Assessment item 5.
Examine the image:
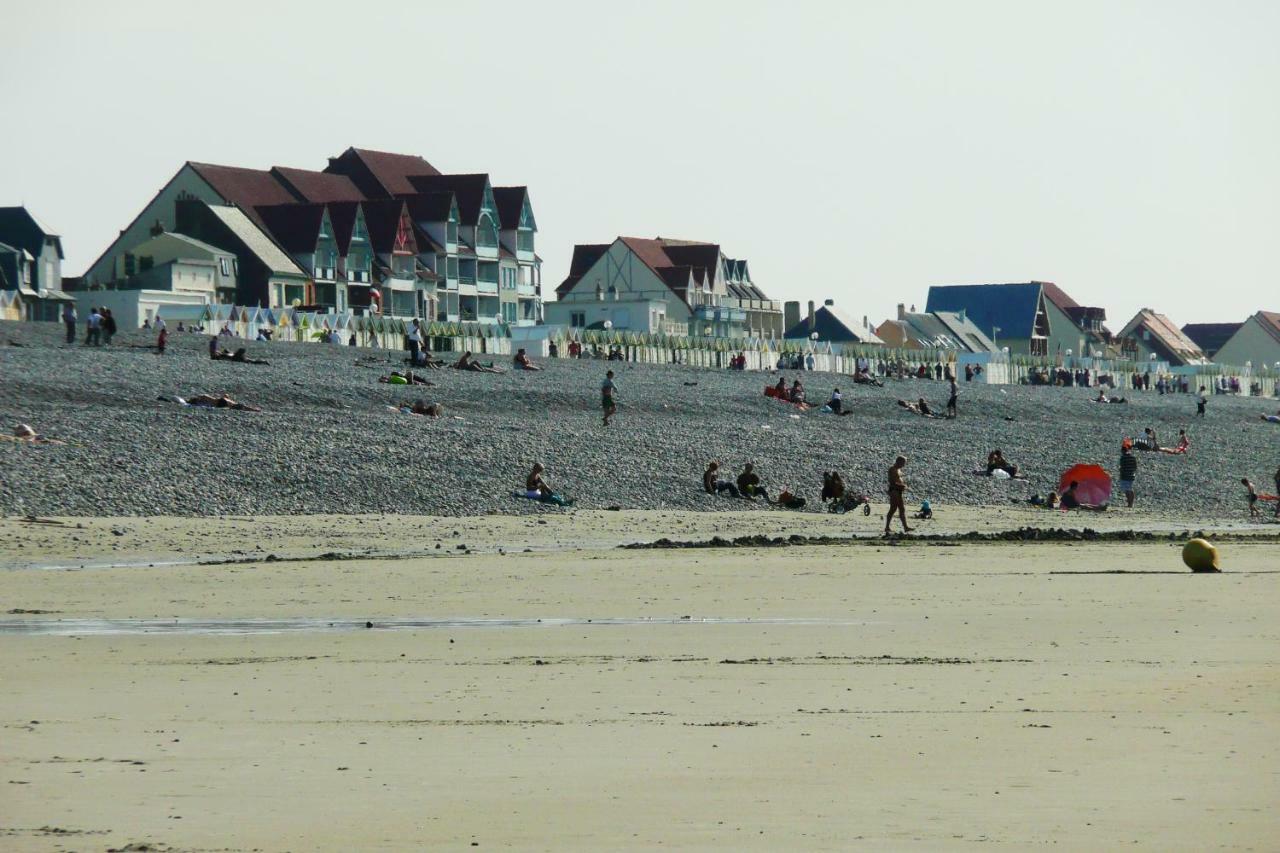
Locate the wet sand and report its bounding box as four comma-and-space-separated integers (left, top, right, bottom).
2, 510, 1278, 850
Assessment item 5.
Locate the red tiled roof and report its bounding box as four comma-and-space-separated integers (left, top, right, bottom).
188, 163, 298, 226
327, 148, 440, 197
618, 237, 675, 277
270, 167, 365, 204
1039, 281, 1079, 312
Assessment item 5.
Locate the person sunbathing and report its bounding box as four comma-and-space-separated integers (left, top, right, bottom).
917, 397, 936, 417
1158, 430, 1190, 455
159, 393, 261, 412
228, 347, 269, 365
452, 351, 504, 373
1092, 391, 1127, 404
789, 380, 806, 405
513, 348, 542, 371
394, 400, 443, 417
209, 336, 230, 360
1261, 411, 1280, 424
897, 398, 923, 415
3, 424, 65, 445
379, 371, 433, 386
523, 463, 573, 505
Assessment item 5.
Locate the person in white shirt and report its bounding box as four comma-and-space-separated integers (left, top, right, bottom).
85, 308, 103, 346
406, 318, 423, 364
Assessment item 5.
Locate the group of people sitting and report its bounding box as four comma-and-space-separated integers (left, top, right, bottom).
765, 378, 811, 409
1131, 427, 1190, 455
897, 398, 941, 418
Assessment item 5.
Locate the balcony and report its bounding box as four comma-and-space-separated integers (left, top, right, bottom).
477, 281, 497, 295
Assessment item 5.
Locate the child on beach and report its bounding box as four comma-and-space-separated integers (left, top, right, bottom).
1243, 478, 1260, 517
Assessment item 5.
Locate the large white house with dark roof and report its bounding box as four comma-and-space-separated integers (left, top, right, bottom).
548, 236, 782, 337
82, 148, 542, 324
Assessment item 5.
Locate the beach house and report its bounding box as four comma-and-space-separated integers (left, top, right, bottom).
1209, 311, 1280, 369
549, 237, 783, 338
174, 200, 309, 310
1180, 322, 1243, 360
1116, 309, 1209, 366
875, 304, 998, 353
783, 299, 883, 345
0, 206, 74, 321
925, 281, 1111, 357
82, 148, 543, 323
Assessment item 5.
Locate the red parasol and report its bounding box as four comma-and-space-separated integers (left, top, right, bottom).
1059, 464, 1112, 506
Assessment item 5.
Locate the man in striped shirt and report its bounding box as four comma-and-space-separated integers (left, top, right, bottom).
1118, 444, 1138, 508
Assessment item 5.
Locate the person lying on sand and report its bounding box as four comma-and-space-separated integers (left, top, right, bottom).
1261, 411, 1280, 424
1158, 429, 1190, 455
2, 424, 65, 445
158, 394, 262, 412
1093, 390, 1128, 404
379, 371, 433, 386
1059, 481, 1106, 511
1134, 427, 1160, 451
1020, 491, 1059, 509
391, 400, 443, 417
228, 347, 268, 365
513, 348, 542, 371
452, 351, 504, 373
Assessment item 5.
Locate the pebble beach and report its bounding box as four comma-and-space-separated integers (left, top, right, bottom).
1, 320, 1276, 520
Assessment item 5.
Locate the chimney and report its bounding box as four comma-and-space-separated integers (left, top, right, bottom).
783, 300, 800, 331
863, 315, 869, 329
807, 300, 816, 331
897, 303, 906, 321
824, 299, 834, 307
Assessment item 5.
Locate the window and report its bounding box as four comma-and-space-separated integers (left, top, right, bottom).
503, 302, 516, 323
517, 230, 534, 252
570, 311, 585, 328
447, 220, 458, 245
219, 258, 231, 276
446, 257, 458, 280
123, 254, 136, 277
476, 215, 498, 248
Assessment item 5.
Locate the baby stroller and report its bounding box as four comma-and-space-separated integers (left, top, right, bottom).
829, 492, 872, 515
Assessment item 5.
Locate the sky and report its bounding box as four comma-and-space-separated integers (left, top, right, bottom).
2, 0, 1276, 328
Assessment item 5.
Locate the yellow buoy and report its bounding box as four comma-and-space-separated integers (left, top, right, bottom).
1182, 538, 1221, 573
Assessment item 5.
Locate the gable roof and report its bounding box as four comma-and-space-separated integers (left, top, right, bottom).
139, 231, 232, 258
1118, 309, 1207, 364
190, 203, 307, 277
325, 201, 362, 255
1181, 322, 1244, 357
253, 203, 326, 255
406, 174, 490, 224
1252, 311, 1280, 346
492, 187, 528, 230
0, 206, 63, 260
784, 304, 884, 344
187, 163, 298, 224
362, 200, 415, 254
1039, 281, 1079, 312
925, 282, 1045, 339
402, 191, 456, 223
270, 167, 365, 204
323, 148, 441, 198
557, 243, 611, 296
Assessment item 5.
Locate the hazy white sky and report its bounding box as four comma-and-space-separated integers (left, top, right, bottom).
2, 0, 1276, 327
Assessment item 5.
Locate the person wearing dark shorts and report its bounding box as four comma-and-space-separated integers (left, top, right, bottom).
1118, 443, 1138, 507
946, 378, 958, 418
1197, 386, 1207, 417
601, 370, 617, 426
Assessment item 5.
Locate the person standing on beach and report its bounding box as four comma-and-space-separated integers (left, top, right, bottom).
85, 307, 103, 346
102, 308, 117, 345
885, 455, 912, 535
946, 377, 958, 418
1118, 442, 1138, 508
601, 369, 617, 426
406, 318, 423, 365
62, 304, 77, 344
1196, 386, 1207, 417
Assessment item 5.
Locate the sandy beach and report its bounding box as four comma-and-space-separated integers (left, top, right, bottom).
2, 510, 1278, 851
